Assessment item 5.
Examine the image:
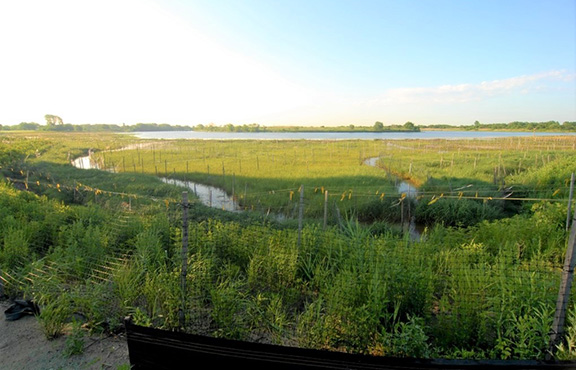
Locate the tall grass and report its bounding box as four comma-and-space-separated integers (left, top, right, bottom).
90, 136, 576, 227
1, 132, 576, 360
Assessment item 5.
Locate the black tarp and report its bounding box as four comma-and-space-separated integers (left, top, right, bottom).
124, 318, 576, 369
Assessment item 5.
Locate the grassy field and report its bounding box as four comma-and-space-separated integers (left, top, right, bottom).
1, 131, 576, 361
93, 135, 576, 226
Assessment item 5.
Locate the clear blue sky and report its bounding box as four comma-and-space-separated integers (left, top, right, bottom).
0, 0, 574, 126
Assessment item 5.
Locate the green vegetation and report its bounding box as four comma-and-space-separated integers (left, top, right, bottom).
423, 120, 576, 132
0, 121, 420, 133
0, 121, 194, 132
192, 121, 420, 133
3, 119, 575, 133
94, 135, 576, 227
1, 131, 576, 361
95, 139, 405, 222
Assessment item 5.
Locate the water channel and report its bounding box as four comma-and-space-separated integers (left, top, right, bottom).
72, 151, 422, 239
73, 153, 416, 210
72, 130, 574, 236
72, 154, 239, 211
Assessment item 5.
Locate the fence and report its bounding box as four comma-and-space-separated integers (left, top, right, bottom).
1, 176, 576, 362
177, 186, 576, 360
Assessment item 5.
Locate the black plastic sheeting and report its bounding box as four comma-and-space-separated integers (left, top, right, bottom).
4, 299, 40, 321
124, 318, 576, 370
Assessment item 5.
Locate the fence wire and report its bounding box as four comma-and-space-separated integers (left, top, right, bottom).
0, 176, 575, 361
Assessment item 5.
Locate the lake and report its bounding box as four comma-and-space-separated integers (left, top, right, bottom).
131, 130, 575, 140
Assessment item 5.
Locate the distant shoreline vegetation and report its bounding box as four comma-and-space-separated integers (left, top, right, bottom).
191, 121, 421, 133
1, 118, 575, 133
421, 120, 576, 132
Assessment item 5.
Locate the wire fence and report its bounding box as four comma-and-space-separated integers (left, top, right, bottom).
1, 173, 576, 360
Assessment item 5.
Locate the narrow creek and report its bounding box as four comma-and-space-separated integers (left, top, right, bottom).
72, 153, 239, 211
364, 157, 423, 239
72, 152, 421, 237
161, 178, 239, 212
363, 157, 418, 197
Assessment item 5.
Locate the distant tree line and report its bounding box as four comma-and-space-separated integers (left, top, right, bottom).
0, 121, 194, 132
192, 121, 420, 132
421, 120, 576, 131
193, 123, 264, 132
2, 118, 574, 133
0, 121, 420, 133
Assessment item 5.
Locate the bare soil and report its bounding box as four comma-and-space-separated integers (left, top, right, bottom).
0, 301, 130, 370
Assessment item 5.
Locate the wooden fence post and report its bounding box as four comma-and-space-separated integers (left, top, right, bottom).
400, 197, 405, 230
334, 202, 344, 229
179, 192, 189, 329
548, 207, 576, 359
298, 185, 304, 247
232, 173, 236, 209
567, 173, 575, 232
323, 190, 328, 229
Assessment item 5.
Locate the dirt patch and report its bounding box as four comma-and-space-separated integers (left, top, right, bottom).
0, 301, 130, 370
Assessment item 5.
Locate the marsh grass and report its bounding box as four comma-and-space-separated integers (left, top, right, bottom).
2, 132, 576, 360
90, 136, 576, 229
94, 139, 400, 219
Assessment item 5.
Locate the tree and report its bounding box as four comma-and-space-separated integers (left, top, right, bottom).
562, 122, 576, 131
17, 122, 40, 130
374, 121, 384, 131
403, 121, 415, 130
247, 123, 261, 132
44, 114, 63, 126
474, 120, 481, 130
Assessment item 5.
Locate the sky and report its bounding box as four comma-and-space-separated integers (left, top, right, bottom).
0, 0, 575, 127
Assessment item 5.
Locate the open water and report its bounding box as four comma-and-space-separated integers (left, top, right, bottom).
131, 130, 575, 140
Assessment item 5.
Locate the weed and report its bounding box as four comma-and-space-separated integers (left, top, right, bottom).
38, 294, 72, 339
63, 321, 85, 357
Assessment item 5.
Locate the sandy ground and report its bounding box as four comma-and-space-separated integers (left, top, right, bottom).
0, 301, 130, 370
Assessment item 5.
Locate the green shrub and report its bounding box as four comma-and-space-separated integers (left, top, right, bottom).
1, 227, 31, 269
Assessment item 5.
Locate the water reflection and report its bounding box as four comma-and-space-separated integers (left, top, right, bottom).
72, 152, 423, 238
161, 178, 239, 212
71, 156, 93, 170
365, 157, 422, 240
364, 157, 418, 197
71, 153, 240, 211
